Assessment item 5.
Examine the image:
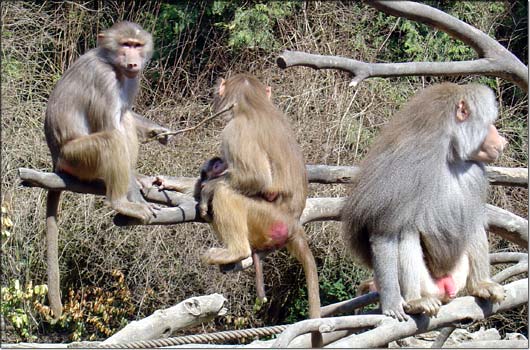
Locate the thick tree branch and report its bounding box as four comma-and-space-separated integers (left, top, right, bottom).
485, 204, 528, 248
18, 168, 193, 206
320, 252, 527, 319
272, 278, 527, 348
19, 165, 528, 192
300, 197, 345, 224
306, 164, 361, 184
102, 294, 227, 345
137, 165, 527, 190
492, 262, 528, 284
273, 315, 387, 348
17, 168, 528, 248
489, 252, 528, 264
277, 1, 528, 91
368, 1, 510, 57
485, 166, 529, 187
489, 253, 528, 284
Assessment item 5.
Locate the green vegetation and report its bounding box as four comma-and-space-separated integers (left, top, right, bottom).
151, 1, 296, 52
214, 2, 296, 50
50, 270, 137, 341
1, 280, 47, 341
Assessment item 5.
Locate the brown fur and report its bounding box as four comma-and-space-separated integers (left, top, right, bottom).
43, 21, 170, 319
206, 74, 322, 346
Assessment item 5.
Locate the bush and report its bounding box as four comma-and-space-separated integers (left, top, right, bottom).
1, 280, 47, 341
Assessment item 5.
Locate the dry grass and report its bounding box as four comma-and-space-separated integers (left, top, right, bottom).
1, 1, 527, 342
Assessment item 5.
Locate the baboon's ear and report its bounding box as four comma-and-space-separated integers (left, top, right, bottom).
218, 78, 226, 96
456, 99, 469, 122
266, 86, 272, 99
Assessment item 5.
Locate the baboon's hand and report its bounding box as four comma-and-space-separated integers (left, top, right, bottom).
149, 127, 173, 145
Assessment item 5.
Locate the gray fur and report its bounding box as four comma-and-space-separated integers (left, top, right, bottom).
44, 49, 129, 165
342, 83, 500, 319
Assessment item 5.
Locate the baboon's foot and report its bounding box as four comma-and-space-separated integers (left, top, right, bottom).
112, 200, 153, 223
470, 281, 505, 303
202, 247, 250, 265
381, 300, 409, 322
404, 296, 442, 317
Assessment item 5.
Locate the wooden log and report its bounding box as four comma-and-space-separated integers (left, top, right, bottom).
486, 204, 528, 248
17, 169, 528, 249
102, 294, 227, 345
273, 278, 528, 348
455, 339, 528, 348
306, 165, 528, 187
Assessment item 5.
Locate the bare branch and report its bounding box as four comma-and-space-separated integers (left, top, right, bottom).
307, 165, 527, 187
272, 315, 387, 348
113, 203, 200, 226
272, 279, 527, 348
455, 339, 528, 348
18, 168, 194, 207
321, 292, 379, 317
277, 1, 528, 91
300, 197, 345, 225
486, 204, 529, 248
17, 168, 528, 248
20, 164, 528, 193
306, 164, 361, 184
102, 294, 227, 345
367, 1, 507, 57
492, 262, 528, 284
485, 167, 528, 188
131, 165, 524, 193
19, 168, 106, 195
490, 252, 528, 264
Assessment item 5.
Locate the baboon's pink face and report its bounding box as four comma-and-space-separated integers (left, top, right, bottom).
472, 124, 508, 163
115, 39, 146, 78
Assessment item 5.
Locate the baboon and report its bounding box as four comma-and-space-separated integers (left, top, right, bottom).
203, 74, 322, 346
342, 83, 507, 321
44, 21, 171, 319
155, 156, 269, 302
194, 156, 228, 221
156, 76, 322, 345
153, 156, 228, 221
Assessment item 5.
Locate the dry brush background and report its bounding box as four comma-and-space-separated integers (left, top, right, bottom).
1, 1, 527, 343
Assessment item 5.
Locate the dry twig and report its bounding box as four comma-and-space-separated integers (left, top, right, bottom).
145, 103, 236, 142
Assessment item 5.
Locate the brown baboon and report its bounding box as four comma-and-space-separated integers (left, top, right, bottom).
203, 74, 322, 346
44, 21, 171, 319
157, 76, 321, 331
156, 156, 269, 302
